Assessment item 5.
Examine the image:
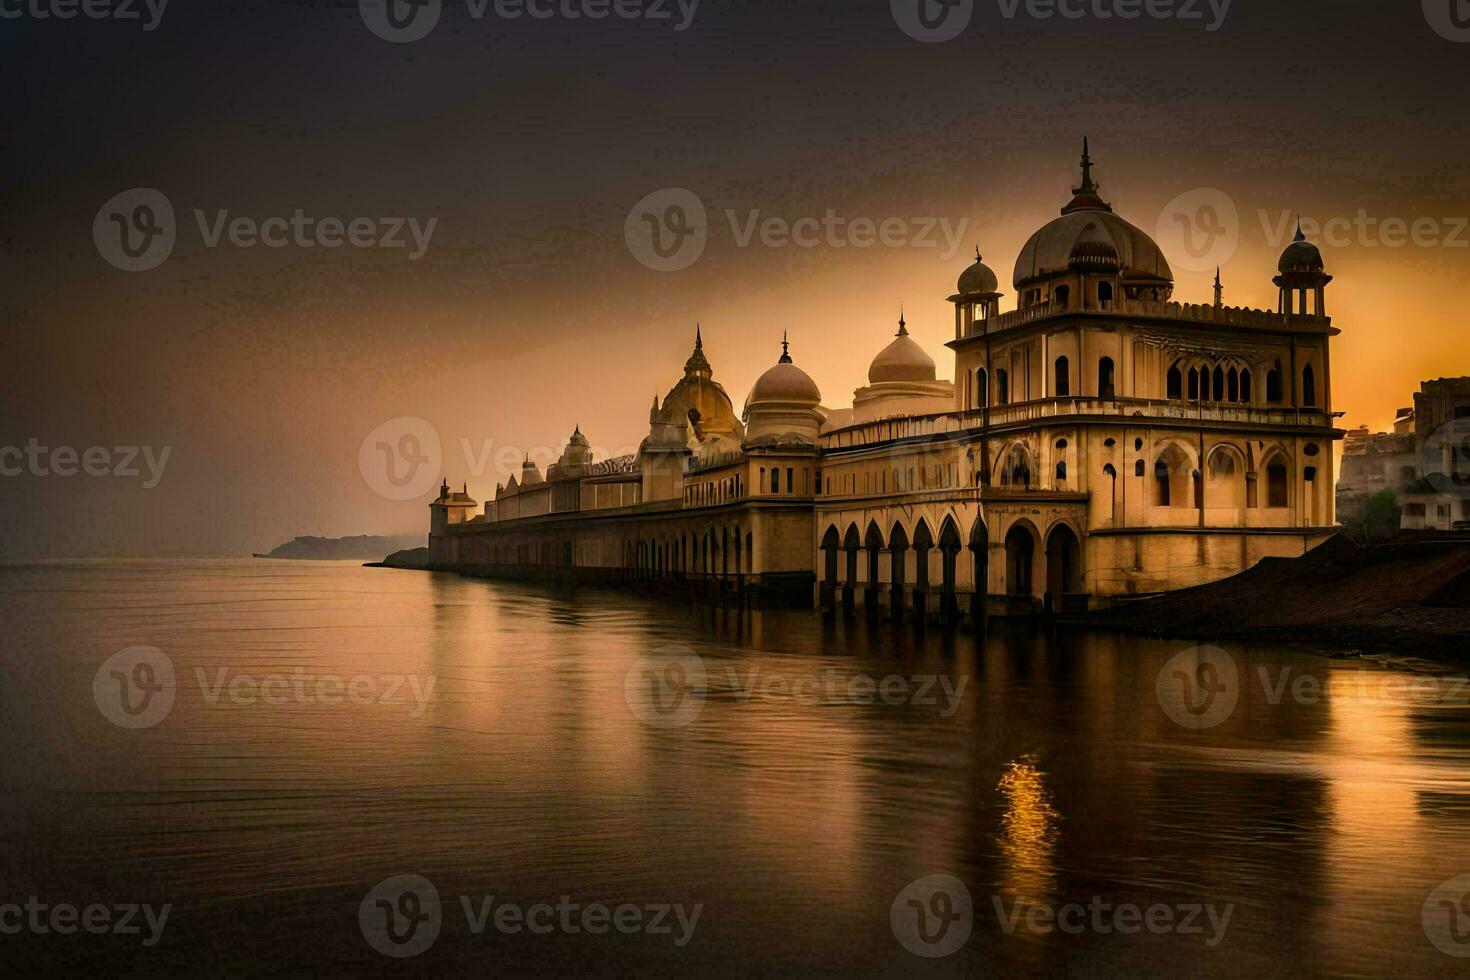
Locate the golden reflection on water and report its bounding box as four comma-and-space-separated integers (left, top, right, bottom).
997, 755, 1060, 903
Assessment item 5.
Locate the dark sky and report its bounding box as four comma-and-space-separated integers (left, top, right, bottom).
3, 1, 1468, 556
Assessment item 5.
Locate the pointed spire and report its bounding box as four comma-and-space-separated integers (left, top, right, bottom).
897, 305, 908, 337
695, 322, 703, 350
1294, 216, 1306, 242
1061, 137, 1112, 215
779, 330, 792, 364
1213, 266, 1223, 307
975, 245, 983, 262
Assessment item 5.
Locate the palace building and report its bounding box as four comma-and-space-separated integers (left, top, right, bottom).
428, 144, 1344, 619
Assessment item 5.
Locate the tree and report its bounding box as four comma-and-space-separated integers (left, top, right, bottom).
1349, 489, 1400, 544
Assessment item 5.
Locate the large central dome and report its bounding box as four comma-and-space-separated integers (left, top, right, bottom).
1012, 141, 1173, 289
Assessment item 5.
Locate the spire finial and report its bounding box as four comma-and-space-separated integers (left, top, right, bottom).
1079, 137, 1095, 192
1213, 267, 1224, 307
779, 330, 792, 364
975, 245, 982, 262
1294, 216, 1306, 243
695, 322, 703, 350
897, 305, 908, 337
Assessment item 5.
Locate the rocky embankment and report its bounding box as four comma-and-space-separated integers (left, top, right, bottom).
1077, 535, 1470, 660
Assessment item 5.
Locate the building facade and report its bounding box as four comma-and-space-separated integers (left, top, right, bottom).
429, 145, 1345, 619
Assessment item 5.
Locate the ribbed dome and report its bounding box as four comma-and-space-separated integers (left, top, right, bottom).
1068, 220, 1120, 270
956, 250, 999, 296
1278, 226, 1324, 273
868, 317, 936, 384
1015, 210, 1171, 287
748, 341, 821, 406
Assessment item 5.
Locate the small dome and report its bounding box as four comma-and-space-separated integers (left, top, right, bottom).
868, 315, 936, 384
519, 458, 544, 485
1069, 221, 1120, 270
1278, 225, 1324, 273
956, 249, 999, 296
748, 336, 822, 405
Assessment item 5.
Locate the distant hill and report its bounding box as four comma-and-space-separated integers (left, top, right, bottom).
254, 535, 423, 560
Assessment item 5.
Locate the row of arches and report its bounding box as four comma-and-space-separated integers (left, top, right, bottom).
1165, 359, 1318, 408
623, 525, 754, 580
1097, 442, 1318, 510
818, 515, 1084, 614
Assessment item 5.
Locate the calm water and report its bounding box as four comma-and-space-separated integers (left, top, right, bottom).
2, 559, 1469, 976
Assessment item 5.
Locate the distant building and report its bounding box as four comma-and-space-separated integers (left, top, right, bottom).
429, 143, 1344, 617
1337, 379, 1470, 532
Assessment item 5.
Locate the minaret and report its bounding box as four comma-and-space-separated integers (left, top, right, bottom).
1214, 267, 1224, 308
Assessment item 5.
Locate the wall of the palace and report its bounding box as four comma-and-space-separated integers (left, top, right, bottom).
429, 499, 818, 605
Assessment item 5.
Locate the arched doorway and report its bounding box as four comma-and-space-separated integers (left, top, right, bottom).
912, 520, 934, 620
1045, 524, 1082, 612
820, 526, 840, 611
969, 517, 989, 625
864, 522, 884, 614
939, 518, 962, 623
842, 524, 860, 612
1005, 523, 1036, 599
889, 523, 910, 622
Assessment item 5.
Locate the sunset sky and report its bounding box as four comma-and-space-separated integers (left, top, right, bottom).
3, 1, 1467, 557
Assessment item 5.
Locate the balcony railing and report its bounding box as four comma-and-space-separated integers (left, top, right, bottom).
959, 297, 1330, 340
820, 398, 1334, 451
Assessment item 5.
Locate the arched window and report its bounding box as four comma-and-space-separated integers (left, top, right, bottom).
1241, 368, 1253, 403
1303, 364, 1317, 407
1055, 285, 1071, 308
1227, 367, 1239, 402
1134, 459, 1145, 478
976, 368, 988, 408
1266, 361, 1283, 403
1167, 365, 1183, 400
1054, 356, 1070, 397
1055, 460, 1067, 482
1098, 357, 1115, 398
1266, 458, 1289, 507
1188, 367, 1199, 400
1098, 281, 1114, 306
1154, 460, 1172, 506
996, 368, 1010, 405
1213, 366, 1225, 401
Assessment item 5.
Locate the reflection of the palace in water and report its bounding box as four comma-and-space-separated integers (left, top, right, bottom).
2, 560, 1467, 974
